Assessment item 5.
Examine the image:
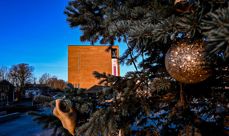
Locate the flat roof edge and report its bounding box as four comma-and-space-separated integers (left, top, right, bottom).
68, 45, 119, 47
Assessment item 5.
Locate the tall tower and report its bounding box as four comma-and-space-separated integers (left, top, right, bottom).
68, 45, 119, 89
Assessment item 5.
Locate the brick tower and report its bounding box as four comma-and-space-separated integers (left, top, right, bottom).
68, 45, 120, 89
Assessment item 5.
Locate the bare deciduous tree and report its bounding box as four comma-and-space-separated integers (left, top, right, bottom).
0, 66, 8, 81
47, 76, 66, 90
39, 73, 66, 90
39, 73, 51, 85
9, 63, 34, 94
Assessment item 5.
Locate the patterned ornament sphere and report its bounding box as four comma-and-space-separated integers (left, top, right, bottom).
165, 41, 212, 84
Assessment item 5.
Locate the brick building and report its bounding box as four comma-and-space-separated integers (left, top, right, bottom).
68, 45, 120, 89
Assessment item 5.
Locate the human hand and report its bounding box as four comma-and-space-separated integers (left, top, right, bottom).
53, 99, 76, 135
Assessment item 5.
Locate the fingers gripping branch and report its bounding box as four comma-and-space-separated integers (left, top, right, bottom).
53, 99, 77, 135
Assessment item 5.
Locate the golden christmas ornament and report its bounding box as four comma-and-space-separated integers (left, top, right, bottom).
165, 40, 212, 84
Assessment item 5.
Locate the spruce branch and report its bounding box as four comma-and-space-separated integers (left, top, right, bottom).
201, 4, 229, 58
64, 1, 229, 135
176, 2, 204, 38
28, 111, 71, 136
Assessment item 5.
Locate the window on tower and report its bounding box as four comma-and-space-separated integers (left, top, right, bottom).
111, 49, 117, 58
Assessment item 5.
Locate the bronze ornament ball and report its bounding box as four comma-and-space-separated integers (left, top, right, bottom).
165, 40, 212, 84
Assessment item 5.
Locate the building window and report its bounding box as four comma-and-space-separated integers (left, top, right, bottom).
111, 49, 117, 58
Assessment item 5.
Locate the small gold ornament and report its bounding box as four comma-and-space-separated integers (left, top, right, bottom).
165, 40, 212, 84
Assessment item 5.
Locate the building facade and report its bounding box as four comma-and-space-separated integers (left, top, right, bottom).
68, 45, 120, 89
0, 80, 14, 106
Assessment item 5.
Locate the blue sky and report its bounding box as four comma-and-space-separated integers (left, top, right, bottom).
0, 0, 134, 81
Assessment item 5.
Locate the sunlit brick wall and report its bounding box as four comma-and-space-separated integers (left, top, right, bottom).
68, 45, 119, 89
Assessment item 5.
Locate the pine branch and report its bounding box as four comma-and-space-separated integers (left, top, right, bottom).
28, 111, 71, 136
201, 4, 229, 58
76, 109, 118, 136
64, 1, 229, 135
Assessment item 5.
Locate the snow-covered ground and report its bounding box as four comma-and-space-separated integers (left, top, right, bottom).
0, 113, 52, 136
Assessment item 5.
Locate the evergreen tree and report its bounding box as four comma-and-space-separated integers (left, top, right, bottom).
33, 1, 229, 136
